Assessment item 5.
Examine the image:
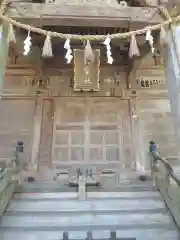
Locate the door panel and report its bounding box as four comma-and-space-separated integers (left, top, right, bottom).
52, 98, 133, 172
53, 98, 86, 168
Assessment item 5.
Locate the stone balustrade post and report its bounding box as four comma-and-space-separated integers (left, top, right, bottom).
78, 173, 86, 200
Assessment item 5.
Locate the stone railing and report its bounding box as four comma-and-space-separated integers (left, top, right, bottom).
0, 141, 24, 216
150, 141, 180, 229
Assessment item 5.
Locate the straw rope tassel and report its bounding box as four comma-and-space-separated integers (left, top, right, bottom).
129, 35, 140, 58
146, 28, 155, 53
64, 38, 73, 64
84, 40, 94, 64
42, 35, 53, 57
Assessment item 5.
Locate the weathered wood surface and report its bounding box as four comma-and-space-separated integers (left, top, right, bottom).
0, 167, 21, 216
154, 159, 180, 228
30, 98, 43, 171
6, 3, 163, 27
0, 100, 35, 162
38, 100, 54, 169
52, 98, 134, 171
136, 99, 179, 171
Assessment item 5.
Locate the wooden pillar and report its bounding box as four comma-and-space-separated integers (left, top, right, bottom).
30, 98, 43, 172
164, 26, 180, 149
129, 99, 140, 171
128, 55, 150, 173
0, 21, 9, 95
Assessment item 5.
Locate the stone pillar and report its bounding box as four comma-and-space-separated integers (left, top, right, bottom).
165, 26, 180, 148
0, 21, 10, 95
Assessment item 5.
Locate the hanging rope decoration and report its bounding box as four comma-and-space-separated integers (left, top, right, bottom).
0, 0, 175, 41
84, 40, 94, 64
103, 36, 113, 64
145, 27, 155, 54
64, 38, 73, 64
23, 31, 31, 55
42, 35, 53, 57
129, 35, 140, 58
0, 0, 178, 63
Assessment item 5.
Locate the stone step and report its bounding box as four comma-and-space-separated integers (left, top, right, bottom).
17, 182, 154, 193
0, 229, 179, 240
4, 208, 167, 216
13, 191, 161, 200
0, 213, 174, 229
7, 199, 166, 213
1, 180, 180, 240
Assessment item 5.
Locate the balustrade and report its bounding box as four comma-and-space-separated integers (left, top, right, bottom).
150, 141, 180, 228
0, 141, 24, 216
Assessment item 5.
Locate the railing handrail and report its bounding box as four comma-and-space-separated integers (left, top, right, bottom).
150, 141, 180, 229
151, 151, 180, 187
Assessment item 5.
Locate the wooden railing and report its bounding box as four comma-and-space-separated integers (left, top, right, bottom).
0, 141, 24, 216
150, 142, 180, 228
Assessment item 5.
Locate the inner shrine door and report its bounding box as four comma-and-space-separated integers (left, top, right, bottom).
51, 98, 134, 174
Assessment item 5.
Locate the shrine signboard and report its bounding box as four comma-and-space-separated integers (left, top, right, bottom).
73, 49, 100, 92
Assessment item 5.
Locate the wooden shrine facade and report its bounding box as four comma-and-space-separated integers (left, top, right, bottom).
0, 0, 179, 178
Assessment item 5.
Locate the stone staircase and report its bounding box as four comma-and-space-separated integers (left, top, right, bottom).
0, 182, 179, 240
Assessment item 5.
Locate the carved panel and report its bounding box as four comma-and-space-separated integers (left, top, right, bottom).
4, 64, 127, 97
48, 67, 126, 97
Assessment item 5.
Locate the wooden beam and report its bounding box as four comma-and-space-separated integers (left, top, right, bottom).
6, 3, 163, 28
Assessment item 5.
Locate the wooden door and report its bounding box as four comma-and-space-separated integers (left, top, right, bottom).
52, 98, 133, 173
87, 98, 133, 170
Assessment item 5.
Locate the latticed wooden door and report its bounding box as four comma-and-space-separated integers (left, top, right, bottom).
52, 98, 133, 174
